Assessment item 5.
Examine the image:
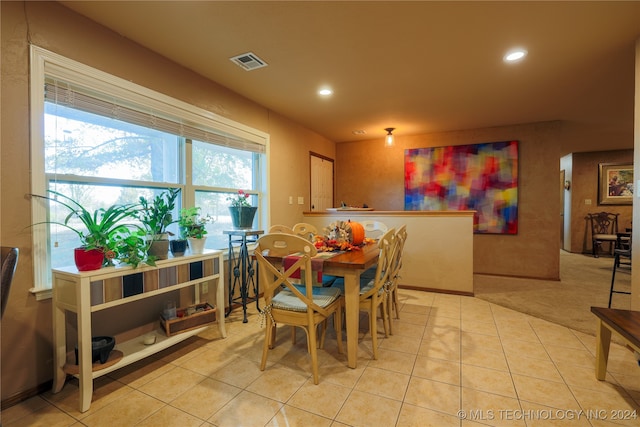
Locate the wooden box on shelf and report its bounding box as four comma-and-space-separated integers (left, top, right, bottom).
160, 302, 216, 337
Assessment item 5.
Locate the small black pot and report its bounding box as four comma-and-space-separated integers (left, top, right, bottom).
75, 336, 116, 365
170, 239, 188, 257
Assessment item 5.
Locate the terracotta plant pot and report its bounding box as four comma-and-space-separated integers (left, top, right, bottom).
148, 239, 169, 260
74, 247, 104, 271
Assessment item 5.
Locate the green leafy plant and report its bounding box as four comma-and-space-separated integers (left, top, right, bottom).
178, 207, 214, 239
31, 190, 139, 251
136, 188, 180, 240
30, 190, 153, 268
108, 227, 155, 268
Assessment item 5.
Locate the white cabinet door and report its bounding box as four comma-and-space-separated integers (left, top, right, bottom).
310, 154, 334, 211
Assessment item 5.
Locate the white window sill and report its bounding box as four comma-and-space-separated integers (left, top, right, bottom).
30, 287, 52, 301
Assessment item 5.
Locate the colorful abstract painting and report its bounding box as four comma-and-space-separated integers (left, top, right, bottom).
404, 140, 518, 234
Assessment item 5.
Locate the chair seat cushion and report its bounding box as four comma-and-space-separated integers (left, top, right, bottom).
360, 266, 377, 281
321, 275, 339, 287
594, 234, 618, 240
331, 278, 384, 297
273, 286, 342, 312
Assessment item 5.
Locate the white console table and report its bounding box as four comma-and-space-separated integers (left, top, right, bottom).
51, 250, 226, 412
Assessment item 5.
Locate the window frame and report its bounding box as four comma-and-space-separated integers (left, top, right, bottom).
29, 46, 270, 298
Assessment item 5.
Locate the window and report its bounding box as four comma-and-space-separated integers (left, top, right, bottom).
30, 46, 268, 294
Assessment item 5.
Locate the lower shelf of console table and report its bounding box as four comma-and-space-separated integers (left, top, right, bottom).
61, 325, 210, 377
51, 250, 226, 413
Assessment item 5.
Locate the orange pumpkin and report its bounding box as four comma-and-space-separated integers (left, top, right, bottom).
348, 220, 365, 245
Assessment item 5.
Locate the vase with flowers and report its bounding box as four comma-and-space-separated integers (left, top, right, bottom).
178, 207, 214, 254
227, 190, 257, 229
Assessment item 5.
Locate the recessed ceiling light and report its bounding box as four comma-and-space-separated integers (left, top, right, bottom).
352, 130, 366, 135
504, 49, 527, 63
318, 88, 333, 96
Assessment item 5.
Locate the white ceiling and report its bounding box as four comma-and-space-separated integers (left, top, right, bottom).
59, 1, 640, 144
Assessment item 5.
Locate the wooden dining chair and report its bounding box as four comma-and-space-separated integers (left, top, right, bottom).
292, 222, 318, 241
268, 224, 294, 234
332, 228, 395, 359
359, 220, 389, 281
360, 220, 388, 239
587, 212, 619, 257
292, 222, 342, 288
386, 224, 407, 333
255, 233, 343, 384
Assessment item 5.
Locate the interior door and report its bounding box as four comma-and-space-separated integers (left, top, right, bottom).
310, 153, 334, 211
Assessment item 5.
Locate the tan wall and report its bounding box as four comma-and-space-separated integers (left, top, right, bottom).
0, 1, 334, 402
2, 0, 637, 404
266, 111, 336, 226
569, 150, 634, 254
336, 122, 562, 279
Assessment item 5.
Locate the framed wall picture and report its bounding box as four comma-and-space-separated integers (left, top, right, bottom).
598, 163, 633, 205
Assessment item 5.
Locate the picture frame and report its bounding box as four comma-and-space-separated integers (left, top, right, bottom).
598, 162, 634, 205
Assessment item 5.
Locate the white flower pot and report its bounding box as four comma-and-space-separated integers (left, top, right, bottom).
187, 237, 207, 254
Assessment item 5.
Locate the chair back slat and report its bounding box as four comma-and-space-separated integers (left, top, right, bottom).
360, 228, 395, 300
589, 212, 619, 235
390, 225, 407, 285
292, 223, 318, 241
268, 224, 294, 234
360, 220, 388, 239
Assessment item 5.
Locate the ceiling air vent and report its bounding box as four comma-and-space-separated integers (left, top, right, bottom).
230, 52, 268, 71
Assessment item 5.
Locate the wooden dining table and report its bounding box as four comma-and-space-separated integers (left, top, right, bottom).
262, 242, 380, 368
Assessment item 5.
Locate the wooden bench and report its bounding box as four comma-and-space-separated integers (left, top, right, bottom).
590, 306, 640, 380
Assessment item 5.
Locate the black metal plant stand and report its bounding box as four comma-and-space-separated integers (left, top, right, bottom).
224, 229, 263, 323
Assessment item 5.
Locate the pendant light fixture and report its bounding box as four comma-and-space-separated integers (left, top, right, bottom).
384, 127, 395, 147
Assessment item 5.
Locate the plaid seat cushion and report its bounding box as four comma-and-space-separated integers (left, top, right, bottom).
332, 277, 384, 297
272, 286, 342, 312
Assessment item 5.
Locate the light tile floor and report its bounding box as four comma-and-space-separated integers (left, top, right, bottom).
3, 290, 640, 426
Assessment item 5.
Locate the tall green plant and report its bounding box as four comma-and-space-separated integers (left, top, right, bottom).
137, 188, 180, 239
31, 190, 138, 250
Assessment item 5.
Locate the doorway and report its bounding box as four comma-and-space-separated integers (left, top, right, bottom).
310, 152, 334, 211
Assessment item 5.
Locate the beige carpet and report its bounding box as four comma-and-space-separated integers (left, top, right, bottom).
474, 250, 632, 337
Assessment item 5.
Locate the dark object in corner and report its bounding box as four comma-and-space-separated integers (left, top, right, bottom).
1, 247, 19, 319
75, 336, 116, 364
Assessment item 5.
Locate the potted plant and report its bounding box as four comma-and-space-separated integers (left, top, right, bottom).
108, 227, 155, 268
227, 189, 257, 229
178, 207, 214, 254
30, 190, 149, 271
136, 188, 180, 260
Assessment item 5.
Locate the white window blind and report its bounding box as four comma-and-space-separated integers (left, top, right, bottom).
44, 79, 265, 154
